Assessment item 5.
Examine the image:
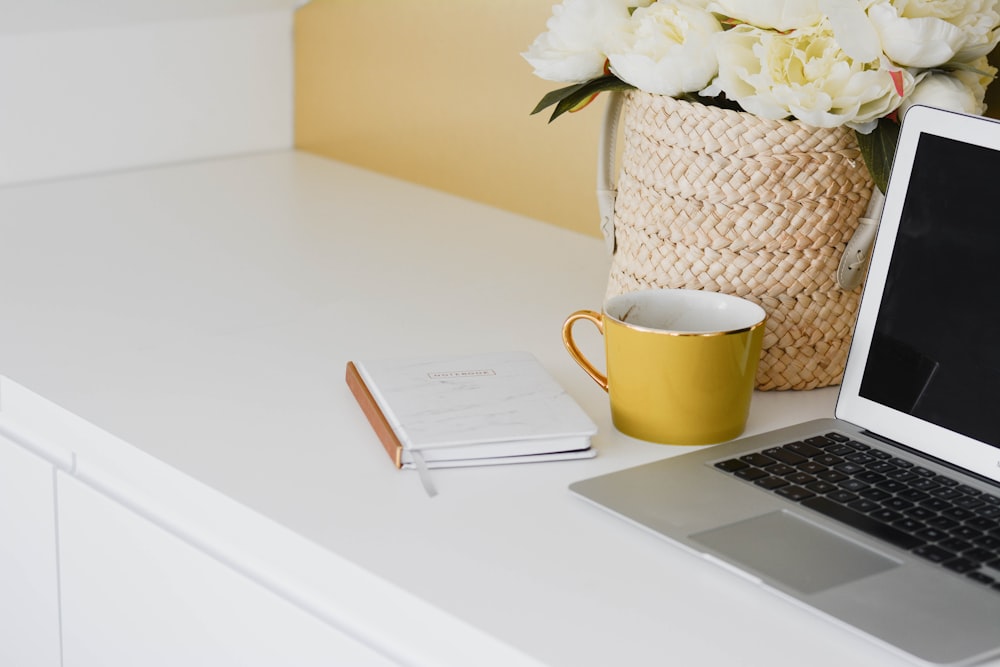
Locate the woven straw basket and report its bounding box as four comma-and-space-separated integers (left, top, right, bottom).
599, 91, 875, 391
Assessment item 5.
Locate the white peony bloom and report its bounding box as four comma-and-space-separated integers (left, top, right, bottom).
706, 0, 822, 30
899, 72, 985, 119
522, 0, 649, 83
703, 22, 912, 131
819, 0, 883, 62
865, 0, 1000, 68
607, 2, 723, 96
899, 54, 998, 117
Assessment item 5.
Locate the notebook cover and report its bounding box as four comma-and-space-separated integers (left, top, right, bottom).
346, 352, 596, 466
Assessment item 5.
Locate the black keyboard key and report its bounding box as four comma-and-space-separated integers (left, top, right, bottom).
785, 472, 817, 485
910, 478, 941, 491
735, 467, 768, 481
921, 498, 953, 512
926, 516, 959, 530
755, 476, 789, 490
834, 462, 866, 475
950, 526, 983, 541
916, 527, 950, 542
893, 518, 926, 533
715, 459, 749, 472
764, 446, 807, 465
839, 479, 870, 493
898, 488, 931, 502
875, 480, 908, 493
942, 507, 975, 521
825, 432, 851, 442
776, 485, 815, 501
815, 454, 845, 467
905, 506, 936, 520
974, 535, 1000, 549
968, 571, 996, 585
827, 490, 858, 503
859, 488, 891, 502
963, 548, 996, 563
786, 441, 825, 457
871, 509, 904, 523
805, 435, 836, 448
848, 499, 877, 512
867, 461, 898, 474
827, 444, 857, 456
913, 544, 954, 563
943, 558, 979, 574
933, 488, 964, 500
802, 496, 925, 550
939, 538, 973, 553
886, 470, 919, 483
882, 497, 914, 512
968, 517, 998, 531
856, 471, 886, 484
805, 480, 838, 494
953, 495, 985, 510
797, 461, 827, 474
740, 453, 776, 467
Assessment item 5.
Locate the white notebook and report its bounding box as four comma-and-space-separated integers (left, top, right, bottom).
346, 351, 597, 470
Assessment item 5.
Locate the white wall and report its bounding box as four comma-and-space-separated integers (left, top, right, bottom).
0, 1, 300, 186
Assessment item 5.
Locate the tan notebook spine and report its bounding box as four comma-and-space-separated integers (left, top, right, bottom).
345, 361, 404, 468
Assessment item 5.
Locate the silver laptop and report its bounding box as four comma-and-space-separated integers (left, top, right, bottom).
570, 105, 1000, 666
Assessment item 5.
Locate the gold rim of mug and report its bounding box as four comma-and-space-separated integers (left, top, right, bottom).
605, 312, 767, 338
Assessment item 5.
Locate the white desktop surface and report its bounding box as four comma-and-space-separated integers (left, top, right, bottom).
0, 151, 976, 666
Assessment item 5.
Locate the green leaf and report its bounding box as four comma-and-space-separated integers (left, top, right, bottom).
855, 118, 900, 194
530, 82, 591, 115
530, 75, 634, 122
937, 60, 997, 78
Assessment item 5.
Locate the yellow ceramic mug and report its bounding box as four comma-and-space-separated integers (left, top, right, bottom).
562, 289, 766, 445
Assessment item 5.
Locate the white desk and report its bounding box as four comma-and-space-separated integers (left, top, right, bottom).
0, 151, 985, 666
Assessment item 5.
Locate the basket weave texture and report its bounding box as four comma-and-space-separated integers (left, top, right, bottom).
607, 91, 874, 390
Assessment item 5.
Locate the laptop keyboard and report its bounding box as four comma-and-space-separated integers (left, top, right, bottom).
714, 432, 1000, 592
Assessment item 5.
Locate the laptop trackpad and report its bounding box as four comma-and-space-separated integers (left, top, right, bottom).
691, 511, 899, 594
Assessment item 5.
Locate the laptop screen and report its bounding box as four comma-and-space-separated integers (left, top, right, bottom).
858, 132, 1000, 449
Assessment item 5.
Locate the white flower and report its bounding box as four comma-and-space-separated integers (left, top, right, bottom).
704, 22, 912, 131
865, 0, 1000, 68
819, 0, 883, 62
522, 0, 647, 83
899, 73, 984, 118
899, 55, 998, 117
706, 0, 823, 30
607, 2, 723, 96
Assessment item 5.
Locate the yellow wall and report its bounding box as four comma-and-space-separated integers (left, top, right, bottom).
293, 0, 606, 238
294, 3, 1000, 238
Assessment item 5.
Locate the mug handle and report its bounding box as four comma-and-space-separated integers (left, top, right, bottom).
561, 310, 608, 392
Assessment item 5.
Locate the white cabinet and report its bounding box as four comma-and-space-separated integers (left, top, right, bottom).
57, 473, 396, 667
0, 434, 62, 667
